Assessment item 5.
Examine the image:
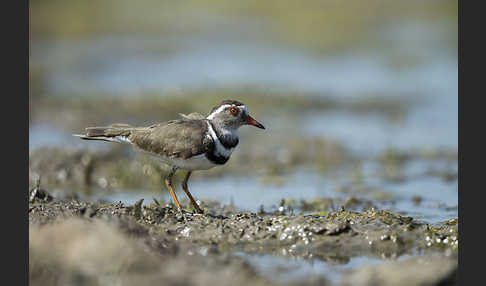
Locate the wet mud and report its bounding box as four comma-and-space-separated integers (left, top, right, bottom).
29, 187, 457, 286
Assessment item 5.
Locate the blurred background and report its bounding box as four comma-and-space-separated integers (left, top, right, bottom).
29, 0, 457, 237
29, 0, 457, 281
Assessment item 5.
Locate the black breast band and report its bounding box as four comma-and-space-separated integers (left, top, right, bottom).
205, 151, 230, 165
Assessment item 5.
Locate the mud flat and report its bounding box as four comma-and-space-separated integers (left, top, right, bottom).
29, 187, 457, 286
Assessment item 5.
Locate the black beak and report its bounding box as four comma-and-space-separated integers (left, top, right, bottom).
246, 115, 265, 129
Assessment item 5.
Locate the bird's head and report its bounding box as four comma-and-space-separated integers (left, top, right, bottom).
207, 100, 265, 130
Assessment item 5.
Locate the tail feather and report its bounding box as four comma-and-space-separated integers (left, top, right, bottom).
73, 123, 134, 143
72, 134, 122, 143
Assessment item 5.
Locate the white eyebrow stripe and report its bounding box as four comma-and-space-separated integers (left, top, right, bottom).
206, 104, 247, 119
206, 104, 232, 119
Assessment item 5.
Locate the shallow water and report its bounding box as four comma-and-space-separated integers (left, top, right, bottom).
302, 99, 457, 155
32, 21, 456, 99
99, 165, 457, 224
235, 252, 413, 284
29, 124, 112, 151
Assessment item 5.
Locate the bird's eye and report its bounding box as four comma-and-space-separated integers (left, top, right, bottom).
229, 107, 239, 116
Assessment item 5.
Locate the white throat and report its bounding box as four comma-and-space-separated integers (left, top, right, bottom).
205, 121, 235, 157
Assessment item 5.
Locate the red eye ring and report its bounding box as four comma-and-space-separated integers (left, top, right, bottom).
229, 107, 239, 116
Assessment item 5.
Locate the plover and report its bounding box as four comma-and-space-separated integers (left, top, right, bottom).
74, 100, 265, 213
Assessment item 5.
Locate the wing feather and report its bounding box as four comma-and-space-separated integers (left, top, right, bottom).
129, 119, 213, 159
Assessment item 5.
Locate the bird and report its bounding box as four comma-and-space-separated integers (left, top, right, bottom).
74, 100, 265, 214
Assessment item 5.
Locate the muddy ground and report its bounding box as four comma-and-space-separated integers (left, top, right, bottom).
29, 184, 457, 286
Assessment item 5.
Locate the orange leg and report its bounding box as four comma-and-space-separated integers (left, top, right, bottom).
181, 171, 203, 214
164, 167, 181, 210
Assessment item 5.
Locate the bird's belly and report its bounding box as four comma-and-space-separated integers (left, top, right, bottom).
152, 153, 218, 171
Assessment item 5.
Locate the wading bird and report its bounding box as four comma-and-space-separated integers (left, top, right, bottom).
74, 100, 265, 214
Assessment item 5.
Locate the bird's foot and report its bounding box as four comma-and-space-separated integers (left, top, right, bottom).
175, 207, 188, 221
187, 201, 204, 215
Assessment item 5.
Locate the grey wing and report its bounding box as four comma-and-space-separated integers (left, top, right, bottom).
129, 120, 212, 159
